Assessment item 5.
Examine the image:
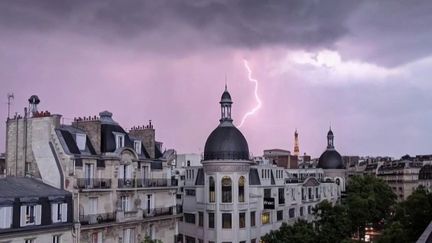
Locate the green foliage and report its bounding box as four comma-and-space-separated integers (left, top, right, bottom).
345, 175, 396, 235
313, 200, 352, 243
141, 236, 163, 243
379, 187, 432, 242
261, 220, 317, 243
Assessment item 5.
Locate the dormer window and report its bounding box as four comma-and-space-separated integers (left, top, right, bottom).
134, 140, 142, 155
115, 133, 125, 149
20, 204, 41, 226
76, 133, 87, 151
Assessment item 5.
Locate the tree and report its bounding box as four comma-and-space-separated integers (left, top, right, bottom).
377, 221, 409, 243
313, 200, 352, 243
345, 175, 396, 238
261, 220, 317, 243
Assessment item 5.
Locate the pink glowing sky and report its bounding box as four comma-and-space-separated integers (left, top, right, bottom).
2, 1, 432, 158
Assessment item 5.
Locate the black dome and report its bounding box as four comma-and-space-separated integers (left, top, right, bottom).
318, 150, 344, 169
204, 125, 249, 161
221, 90, 232, 103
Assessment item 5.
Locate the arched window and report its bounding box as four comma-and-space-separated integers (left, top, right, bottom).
209, 176, 215, 203
222, 176, 232, 203
238, 176, 245, 202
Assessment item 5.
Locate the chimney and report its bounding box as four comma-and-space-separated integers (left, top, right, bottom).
129, 120, 155, 159
72, 114, 102, 154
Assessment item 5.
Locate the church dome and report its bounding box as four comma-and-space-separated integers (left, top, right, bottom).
318, 150, 344, 169
204, 126, 249, 161
317, 128, 345, 169
203, 86, 250, 161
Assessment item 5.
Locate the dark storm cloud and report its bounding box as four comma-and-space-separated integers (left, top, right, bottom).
0, 0, 360, 50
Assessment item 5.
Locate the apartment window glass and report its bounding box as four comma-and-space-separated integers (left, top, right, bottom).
239, 212, 245, 228
51, 202, 68, 223
25, 239, 35, 243
198, 212, 203, 227
221, 176, 232, 203
222, 213, 232, 229
52, 235, 61, 243
261, 212, 270, 225
300, 207, 304, 216
308, 188, 312, 199
184, 213, 196, 224
264, 188, 271, 198
238, 176, 245, 202
250, 211, 256, 227
209, 176, 215, 203
121, 196, 131, 212
208, 212, 215, 228
277, 210, 283, 221
251, 239, 256, 243
186, 189, 196, 196
115, 134, 125, 149
278, 188, 285, 204
123, 228, 135, 243
76, 133, 86, 151
185, 236, 195, 243
289, 208, 295, 218
91, 232, 103, 243
0, 206, 12, 229
134, 140, 141, 155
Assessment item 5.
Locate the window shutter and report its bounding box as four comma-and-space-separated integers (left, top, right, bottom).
0, 207, 5, 228
61, 203, 68, 222
119, 165, 125, 179
35, 205, 42, 225
6, 207, 12, 228
52, 203, 58, 223
20, 205, 26, 227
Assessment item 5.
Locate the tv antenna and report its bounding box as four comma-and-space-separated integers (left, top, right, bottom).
7, 93, 14, 119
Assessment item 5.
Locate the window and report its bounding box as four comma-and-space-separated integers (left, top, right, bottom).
51, 202, 68, 223
289, 208, 295, 218
308, 206, 312, 215
222, 213, 232, 229
134, 140, 141, 155
123, 228, 135, 243
198, 212, 203, 227
221, 176, 232, 203
239, 212, 245, 228
208, 212, 215, 228
185, 236, 195, 243
115, 134, 125, 149
278, 188, 285, 204
0, 206, 12, 229
184, 213, 196, 224
89, 198, 98, 214
264, 189, 271, 198
121, 196, 131, 212
300, 207, 304, 216
308, 188, 312, 199
238, 176, 245, 202
91, 232, 103, 243
76, 133, 86, 151
261, 212, 270, 225
52, 235, 61, 243
25, 239, 35, 243
186, 189, 196, 196
209, 176, 215, 203
316, 187, 319, 198
277, 210, 283, 221
251, 239, 256, 243
20, 204, 41, 226
250, 211, 256, 227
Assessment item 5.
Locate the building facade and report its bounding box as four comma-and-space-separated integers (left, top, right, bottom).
178, 87, 341, 243
4, 96, 180, 243
0, 177, 73, 243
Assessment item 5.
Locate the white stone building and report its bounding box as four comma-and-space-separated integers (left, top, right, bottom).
4, 95, 180, 243
177, 87, 342, 243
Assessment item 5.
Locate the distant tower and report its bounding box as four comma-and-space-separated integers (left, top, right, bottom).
28, 95, 40, 117
7, 93, 14, 119
294, 129, 300, 156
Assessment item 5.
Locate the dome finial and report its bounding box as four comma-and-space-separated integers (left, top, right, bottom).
225, 74, 228, 91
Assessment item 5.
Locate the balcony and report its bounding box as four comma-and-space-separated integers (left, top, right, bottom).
118, 178, 178, 189
80, 212, 116, 225
76, 178, 112, 189
143, 206, 176, 219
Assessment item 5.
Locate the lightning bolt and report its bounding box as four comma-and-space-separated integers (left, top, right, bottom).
238, 59, 262, 128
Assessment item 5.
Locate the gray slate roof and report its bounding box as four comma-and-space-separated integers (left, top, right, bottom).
0, 177, 70, 198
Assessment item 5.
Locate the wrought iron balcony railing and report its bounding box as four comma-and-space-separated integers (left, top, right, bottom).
76, 178, 112, 189
118, 178, 179, 188
79, 212, 116, 225
143, 206, 176, 218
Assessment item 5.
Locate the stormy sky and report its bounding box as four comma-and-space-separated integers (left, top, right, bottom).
1, 0, 432, 158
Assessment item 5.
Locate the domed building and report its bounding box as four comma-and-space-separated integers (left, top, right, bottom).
317, 128, 347, 191
318, 128, 344, 169
178, 86, 342, 243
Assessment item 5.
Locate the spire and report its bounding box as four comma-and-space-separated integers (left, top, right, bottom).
294, 129, 300, 156
327, 127, 334, 149
220, 84, 233, 124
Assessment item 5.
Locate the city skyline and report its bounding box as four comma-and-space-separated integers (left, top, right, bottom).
2, 1, 432, 157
